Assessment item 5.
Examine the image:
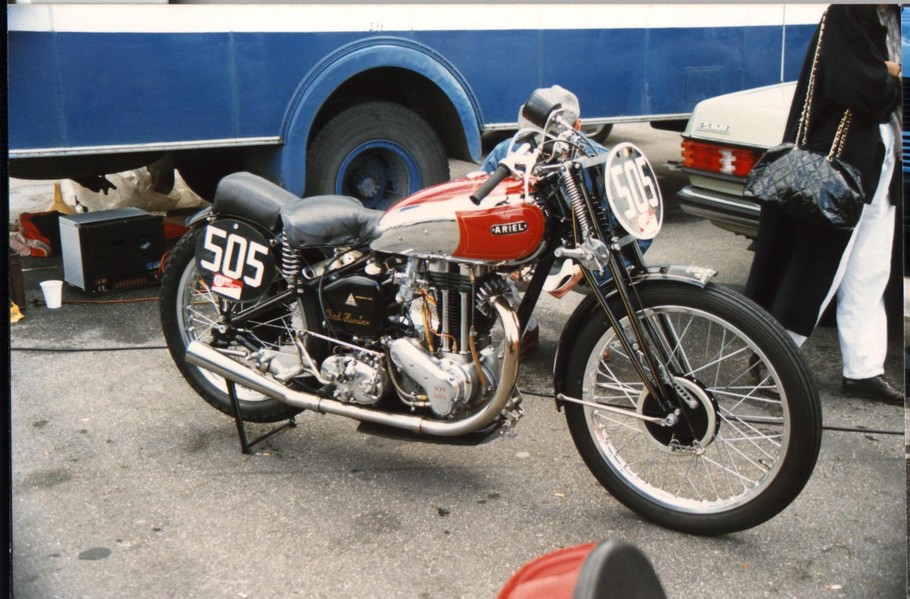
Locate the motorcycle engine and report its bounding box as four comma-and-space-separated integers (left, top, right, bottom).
320, 353, 389, 405
386, 265, 506, 417
312, 257, 509, 418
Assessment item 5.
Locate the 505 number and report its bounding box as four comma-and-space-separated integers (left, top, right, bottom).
609, 155, 659, 221
199, 224, 269, 288
604, 143, 664, 240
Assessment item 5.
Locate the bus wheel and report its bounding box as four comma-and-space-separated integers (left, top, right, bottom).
581, 124, 613, 144
305, 102, 449, 211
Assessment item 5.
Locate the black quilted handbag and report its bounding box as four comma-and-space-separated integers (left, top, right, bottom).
743, 140, 864, 230
743, 10, 865, 230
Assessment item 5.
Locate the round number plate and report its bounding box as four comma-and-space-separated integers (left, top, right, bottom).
604, 142, 663, 240
195, 219, 276, 302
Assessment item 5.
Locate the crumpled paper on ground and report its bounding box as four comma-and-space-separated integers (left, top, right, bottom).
60, 168, 205, 213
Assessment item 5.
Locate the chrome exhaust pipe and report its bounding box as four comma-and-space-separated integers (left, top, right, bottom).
185, 294, 520, 437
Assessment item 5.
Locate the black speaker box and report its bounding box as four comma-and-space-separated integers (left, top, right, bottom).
59, 208, 165, 293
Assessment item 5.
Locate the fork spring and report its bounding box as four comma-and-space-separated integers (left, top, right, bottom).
563, 164, 592, 239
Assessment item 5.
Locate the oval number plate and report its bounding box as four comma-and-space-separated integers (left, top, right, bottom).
604, 142, 663, 240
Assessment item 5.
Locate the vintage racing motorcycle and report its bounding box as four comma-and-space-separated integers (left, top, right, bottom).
160, 88, 822, 535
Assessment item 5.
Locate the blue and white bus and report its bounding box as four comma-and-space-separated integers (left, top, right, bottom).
8, 2, 823, 208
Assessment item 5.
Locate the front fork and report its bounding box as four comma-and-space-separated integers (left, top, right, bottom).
554, 159, 689, 413
521, 234, 683, 413
556, 230, 696, 416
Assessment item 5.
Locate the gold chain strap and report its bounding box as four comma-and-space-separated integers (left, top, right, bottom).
828, 109, 853, 160
797, 9, 853, 161
796, 10, 825, 146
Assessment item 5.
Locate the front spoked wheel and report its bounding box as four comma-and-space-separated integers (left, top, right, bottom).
563, 281, 821, 535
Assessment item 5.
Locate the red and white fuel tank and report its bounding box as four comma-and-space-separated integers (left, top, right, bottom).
370, 175, 546, 264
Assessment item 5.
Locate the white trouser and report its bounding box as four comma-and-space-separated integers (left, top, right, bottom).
790, 124, 896, 379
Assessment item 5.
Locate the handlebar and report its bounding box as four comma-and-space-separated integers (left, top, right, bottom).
469, 163, 511, 205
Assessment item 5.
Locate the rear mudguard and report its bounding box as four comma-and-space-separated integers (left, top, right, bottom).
185, 206, 213, 228
552, 265, 716, 405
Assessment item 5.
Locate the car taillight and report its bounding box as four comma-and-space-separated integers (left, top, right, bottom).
681, 139, 760, 178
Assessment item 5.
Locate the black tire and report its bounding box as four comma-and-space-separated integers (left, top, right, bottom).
581, 123, 613, 144
305, 101, 449, 210
562, 281, 821, 535
177, 166, 225, 202
177, 151, 243, 201
160, 228, 317, 423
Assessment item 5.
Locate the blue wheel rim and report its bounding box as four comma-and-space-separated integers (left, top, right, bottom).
335, 141, 421, 210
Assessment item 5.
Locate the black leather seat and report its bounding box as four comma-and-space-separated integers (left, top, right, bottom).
211, 172, 384, 248
212, 172, 299, 231
280, 195, 383, 249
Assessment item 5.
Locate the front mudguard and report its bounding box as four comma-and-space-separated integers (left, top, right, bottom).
552, 265, 716, 406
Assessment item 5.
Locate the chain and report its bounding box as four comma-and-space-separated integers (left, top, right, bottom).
797, 8, 853, 162
797, 10, 826, 146
829, 110, 853, 160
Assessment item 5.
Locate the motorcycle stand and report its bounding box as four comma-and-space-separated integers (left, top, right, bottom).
227, 380, 296, 454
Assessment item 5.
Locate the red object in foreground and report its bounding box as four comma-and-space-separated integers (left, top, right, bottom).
498, 540, 667, 599
497, 543, 596, 599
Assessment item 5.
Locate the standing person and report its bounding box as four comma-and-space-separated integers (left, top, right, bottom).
744, 5, 903, 404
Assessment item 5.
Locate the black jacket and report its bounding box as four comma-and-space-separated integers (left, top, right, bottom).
743, 5, 902, 336
784, 4, 901, 203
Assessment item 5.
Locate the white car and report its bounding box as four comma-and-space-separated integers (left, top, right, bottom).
677, 82, 796, 238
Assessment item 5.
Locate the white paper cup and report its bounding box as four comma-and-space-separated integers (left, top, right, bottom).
39, 280, 64, 309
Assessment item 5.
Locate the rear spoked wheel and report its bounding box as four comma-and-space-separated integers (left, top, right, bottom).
563, 281, 821, 535
161, 228, 319, 423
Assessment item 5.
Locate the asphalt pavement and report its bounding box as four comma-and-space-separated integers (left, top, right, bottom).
9, 124, 907, 598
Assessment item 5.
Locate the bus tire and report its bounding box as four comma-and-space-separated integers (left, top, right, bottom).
305, 101, 449, 210
582, 124, 613, 143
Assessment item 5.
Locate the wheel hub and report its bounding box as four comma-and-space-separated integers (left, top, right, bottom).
347, 156, 388, 202
637, 376, 718, 453
335, 138, 423, 210
355, 173, 381, 199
